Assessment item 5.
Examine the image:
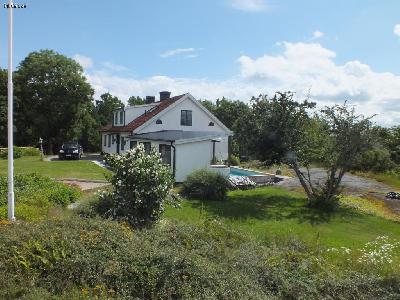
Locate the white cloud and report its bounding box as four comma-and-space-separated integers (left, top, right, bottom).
84, 42, 400, 126
102, 61, 129, 72
312, 30, 324, 39
160, 48, 196, 58
73, 54, 93, 69
229, 0, 268, 12
185, 54, 199, 59
238, 42, 400, 125
394, 24, 400, 37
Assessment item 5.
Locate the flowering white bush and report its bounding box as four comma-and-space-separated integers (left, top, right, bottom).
101, 144, 175, 228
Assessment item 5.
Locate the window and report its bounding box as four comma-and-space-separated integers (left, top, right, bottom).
108, 135, 111, 147
119, 111, 124, 124
130, 141, 137, 149
141, 142, 151, 154
114, 113, 118, 125
208, 121, 214, 126
103, 135, 107, 146
112, 135, 115, 145
156, 119, 162, 124
181, 110, 192, 126
159, 144, 172, 166
121, 137, 125, 151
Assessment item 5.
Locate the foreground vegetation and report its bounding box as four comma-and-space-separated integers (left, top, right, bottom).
0, 156, 109, 180
0, 173, 81, 221
1, 217, 400, 299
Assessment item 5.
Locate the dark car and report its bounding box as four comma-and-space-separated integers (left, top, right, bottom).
59, 143, 83, 160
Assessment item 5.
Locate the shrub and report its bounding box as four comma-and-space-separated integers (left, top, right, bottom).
0, 147, 40, 159
97, 144, 175, 228
353, 148, 395, 173
19, 147, 41, 156
182, 169, 230, 201
0, 173, 81, 220
0, 147, 22, 159
229, 154, 240, 166
0, 218, 400, 299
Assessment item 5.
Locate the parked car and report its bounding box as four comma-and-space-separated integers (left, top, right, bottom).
59, 143, 83, 160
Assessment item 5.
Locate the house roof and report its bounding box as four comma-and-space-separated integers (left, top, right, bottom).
127, 130, 227, 142
100, 94, 186, 133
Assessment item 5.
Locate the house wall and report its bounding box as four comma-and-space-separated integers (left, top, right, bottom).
101, 133, 131, 154
138, 98, 226, 134
175, 140, 214, 182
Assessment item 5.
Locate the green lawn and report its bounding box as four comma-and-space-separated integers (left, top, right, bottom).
166, 186, 400, 248
0, 156, 110, 180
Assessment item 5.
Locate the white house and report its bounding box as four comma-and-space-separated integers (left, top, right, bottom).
101, 92, 233, 182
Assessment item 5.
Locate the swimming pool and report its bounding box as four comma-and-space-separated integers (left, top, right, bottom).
229, 167, 265, 176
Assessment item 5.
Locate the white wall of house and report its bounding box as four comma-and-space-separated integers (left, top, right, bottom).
138, 98, 226, 134
175, 140, 213, 182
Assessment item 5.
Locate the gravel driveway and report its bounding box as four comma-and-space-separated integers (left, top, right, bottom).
277, 168, 392, 194
277, 168, 400, 213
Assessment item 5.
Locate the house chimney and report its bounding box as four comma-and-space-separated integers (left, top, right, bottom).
159, 91, 171, 102
145, 96, 155, 104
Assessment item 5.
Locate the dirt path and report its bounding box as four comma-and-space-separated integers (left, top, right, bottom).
57, 179, 109, 191
277, 168, 392, 194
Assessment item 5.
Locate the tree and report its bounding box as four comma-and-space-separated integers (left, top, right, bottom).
93, 93, 124, 127
289, 103, 373, 210
241, 92, 315, 165
128, 96, 144, 106
15, 50, 94, 153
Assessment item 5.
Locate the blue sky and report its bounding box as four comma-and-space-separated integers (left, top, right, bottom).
1, 0, 400, 125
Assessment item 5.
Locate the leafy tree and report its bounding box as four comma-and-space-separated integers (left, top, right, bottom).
240, 92, 315, 165
199, 100, 217, 114
384, 126, 400, 165
14, 50, 94, 153
289, 103, 373, 210
93, 93, 124, 127
128, 96, 144, 106
68, 101, 101, 152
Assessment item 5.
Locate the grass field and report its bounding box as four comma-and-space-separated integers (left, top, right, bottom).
166, 186, 400, 248
0, 156, 110, 180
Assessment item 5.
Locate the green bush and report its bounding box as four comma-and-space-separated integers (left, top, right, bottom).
0, 147, 40, 159
0, 173, 81, 220
182, 169, 230, 201
353, 148, 395, 173
0, 218, 399, 299
0, 147, 22, 159
99, 145, 176, 229
229, 154, 240, 166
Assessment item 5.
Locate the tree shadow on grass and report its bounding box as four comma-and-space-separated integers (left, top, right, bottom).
188, 188, 362, 226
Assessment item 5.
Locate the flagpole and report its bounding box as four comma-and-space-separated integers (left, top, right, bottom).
7, 0, 15, 222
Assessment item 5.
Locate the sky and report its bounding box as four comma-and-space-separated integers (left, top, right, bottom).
0, 0, 400, 125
